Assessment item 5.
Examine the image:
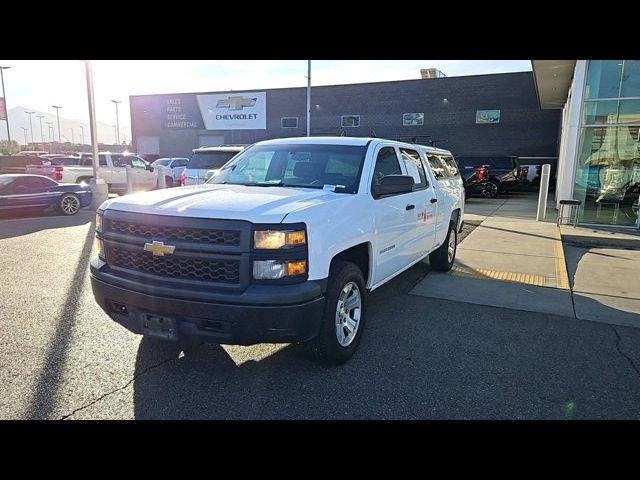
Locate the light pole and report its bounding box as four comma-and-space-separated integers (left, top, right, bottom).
36, 115, 45, 143
52, 105, 62, 142
0, 66, 12, 152
79, 125, 84, 145
46, 122, 54, 152
306, 60, 311, 137
111, 99, 121, 145
24, 110, 35, 146
85, 60, 108, 208
112, 125, 117, 144
45, 122, 54, 141
21, 126, 28, 146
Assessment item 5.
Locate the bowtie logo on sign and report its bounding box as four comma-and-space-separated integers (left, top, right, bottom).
215, 96, 257, 111
197, 91, 266, 130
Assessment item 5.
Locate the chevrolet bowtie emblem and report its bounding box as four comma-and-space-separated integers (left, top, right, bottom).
215, 96, 257, 111
143, 241, 175, 256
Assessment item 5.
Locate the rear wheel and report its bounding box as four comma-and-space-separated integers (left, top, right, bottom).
165, 176, 174, 188
429, 221, 457, 271
481, 180, 499, 198
59, 193, 80, 215
307, 261, 366, 365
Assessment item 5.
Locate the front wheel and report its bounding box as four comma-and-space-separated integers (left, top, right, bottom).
59, 193, 81, 215
307, 261, 367, 365
429, 221, 457, 271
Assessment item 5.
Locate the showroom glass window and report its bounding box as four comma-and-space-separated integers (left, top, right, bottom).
574, 60, 640, 227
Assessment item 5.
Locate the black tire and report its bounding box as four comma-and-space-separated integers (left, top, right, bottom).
165, 176, 174, 188
481, 180, 499, 198
429, 221, 457, 272
306, 260, 367, 365
59, 193, 81, 216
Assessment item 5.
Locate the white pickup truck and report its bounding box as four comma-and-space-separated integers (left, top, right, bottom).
91, 137, 465, 364
61, 152, 172, 194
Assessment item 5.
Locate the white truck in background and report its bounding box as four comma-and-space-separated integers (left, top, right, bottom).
61, 152, 172, 194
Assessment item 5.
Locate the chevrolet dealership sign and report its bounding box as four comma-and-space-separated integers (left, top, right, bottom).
197, 92, 266, 130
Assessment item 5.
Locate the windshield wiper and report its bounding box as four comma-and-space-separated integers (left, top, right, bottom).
252, 181, 284, 187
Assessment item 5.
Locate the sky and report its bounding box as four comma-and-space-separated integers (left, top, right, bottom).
0, 60, 532, 143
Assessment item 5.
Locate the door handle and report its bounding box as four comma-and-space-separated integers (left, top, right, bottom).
405, 204, 415, 210
430, 198, 438, 203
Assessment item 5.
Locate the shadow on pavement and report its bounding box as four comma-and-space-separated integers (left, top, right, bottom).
0, 210, 93, 240
130, 287, 640, 419
23, 225, 95, 419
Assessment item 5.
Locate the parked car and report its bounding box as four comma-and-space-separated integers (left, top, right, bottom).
15, 150, 48, 157
0, 174, 92, 216
455, 156, 522, 198
0, 155, 48, 175
516, 157, 558, 192
152, 157, 189, 186
91, 137, 465, 364
182, 146, 245, 186
25, 163, 64, 181
59, 152, 172, 194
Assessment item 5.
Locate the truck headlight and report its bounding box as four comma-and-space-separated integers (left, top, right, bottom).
253, 230, 306, 249
253, 260, 307, 279
95, 211, 103, 233
95, 237, 105, 260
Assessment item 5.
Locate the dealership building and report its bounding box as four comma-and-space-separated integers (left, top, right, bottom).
534, 60, 640, 229
130, 70, 561, 163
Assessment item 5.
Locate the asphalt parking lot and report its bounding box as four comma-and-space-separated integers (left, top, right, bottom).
1, 211, 639, 419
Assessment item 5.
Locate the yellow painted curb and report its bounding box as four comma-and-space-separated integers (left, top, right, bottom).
451, 266, 546, 287
552, 229, 571, 290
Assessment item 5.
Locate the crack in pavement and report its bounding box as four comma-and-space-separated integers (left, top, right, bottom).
610, 325, 640, 379
59, 347, 195, 420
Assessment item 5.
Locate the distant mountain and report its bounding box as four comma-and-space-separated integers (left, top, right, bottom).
4, 106, 130, 146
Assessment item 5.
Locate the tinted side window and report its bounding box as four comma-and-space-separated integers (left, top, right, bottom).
31, 176, 55, 188
130, 157, 146, 169
97, 155, 108, 167
427, 155, 447, 179
372, 147, 402, 186
441, 155, 460, 178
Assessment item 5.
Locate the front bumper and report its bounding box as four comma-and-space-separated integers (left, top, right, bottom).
90, 262, 326, 345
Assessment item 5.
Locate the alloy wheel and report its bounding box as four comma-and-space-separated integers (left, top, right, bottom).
335, 281, 362, 347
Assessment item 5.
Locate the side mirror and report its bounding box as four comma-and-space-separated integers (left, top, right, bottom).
372, 175, 415, 198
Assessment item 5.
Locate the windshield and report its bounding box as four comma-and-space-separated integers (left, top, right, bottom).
209, 144, 367, 192
152, 159, 171, 167
188, 151, 239, 170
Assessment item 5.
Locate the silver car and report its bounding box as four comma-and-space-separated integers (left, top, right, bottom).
151, 157, 189, 187
183, 146, 245, 186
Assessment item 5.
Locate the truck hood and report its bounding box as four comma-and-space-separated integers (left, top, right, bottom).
101, 184, 348, 223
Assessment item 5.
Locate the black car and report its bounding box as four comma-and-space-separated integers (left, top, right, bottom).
0, 174, 92, 216
455, 156, 522, 198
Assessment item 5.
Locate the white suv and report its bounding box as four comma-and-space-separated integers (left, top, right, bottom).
182, 146, 245, 186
